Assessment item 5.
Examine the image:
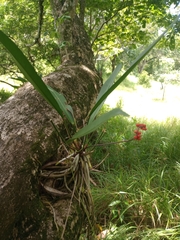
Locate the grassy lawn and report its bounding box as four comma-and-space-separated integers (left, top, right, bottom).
91, 103, 180, 239
105, 80, 180, 121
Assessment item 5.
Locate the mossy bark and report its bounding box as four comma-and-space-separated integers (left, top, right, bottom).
0, 65, 101, 239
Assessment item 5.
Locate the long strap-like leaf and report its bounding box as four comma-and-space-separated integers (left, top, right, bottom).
0, 30, 75, 124
69, 108, 129, 141
88, 63, 123, 123
89, 16, 180, 118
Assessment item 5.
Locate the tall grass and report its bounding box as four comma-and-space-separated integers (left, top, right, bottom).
0, 88, 13, 104
91, 106, 180, 239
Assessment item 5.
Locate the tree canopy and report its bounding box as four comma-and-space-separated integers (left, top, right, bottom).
0, 0, 180, 80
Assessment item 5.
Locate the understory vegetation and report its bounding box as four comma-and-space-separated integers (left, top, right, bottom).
90, 106, 180, 239
0, 88, 13, 104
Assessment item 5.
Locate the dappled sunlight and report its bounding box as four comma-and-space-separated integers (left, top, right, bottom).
105, 81, 180, 121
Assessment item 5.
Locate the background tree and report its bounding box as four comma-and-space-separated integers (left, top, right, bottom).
1, 0, 179, 81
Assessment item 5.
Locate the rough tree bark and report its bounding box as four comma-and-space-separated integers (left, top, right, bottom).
0, 0, 101, 239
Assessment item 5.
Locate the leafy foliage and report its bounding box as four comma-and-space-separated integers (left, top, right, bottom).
86, 0, 179, 56
1, 0, 180, 80
138, 70, 152, 87
0, 0, 59, 77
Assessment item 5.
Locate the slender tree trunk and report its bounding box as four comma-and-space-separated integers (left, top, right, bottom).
0, 1, 101, 239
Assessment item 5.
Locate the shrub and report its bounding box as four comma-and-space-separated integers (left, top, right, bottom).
138, 70, 151, 88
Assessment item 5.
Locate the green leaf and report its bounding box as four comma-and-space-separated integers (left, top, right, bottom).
70, 108, 129, 141
0, 30, 75, 124
89, 16, 179, 117
47, 85, 74, 123
88, 63, 122, 123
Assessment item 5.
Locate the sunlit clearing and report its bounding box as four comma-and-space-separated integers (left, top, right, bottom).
105, 81, 180, 122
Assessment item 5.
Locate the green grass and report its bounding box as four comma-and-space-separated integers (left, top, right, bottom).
91, 106, 180, 239
0, 88, 13, 104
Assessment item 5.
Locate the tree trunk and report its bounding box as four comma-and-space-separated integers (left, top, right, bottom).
50, 0, 95, 70
0, 1, 101, 239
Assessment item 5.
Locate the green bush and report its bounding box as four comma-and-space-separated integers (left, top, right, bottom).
118, 77, 136, 90
138, 70, 151, 88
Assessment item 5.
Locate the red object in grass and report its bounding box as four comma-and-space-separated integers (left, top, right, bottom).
134, 134, 141, 140
134, 130, 142, 140
136, 123, 147, 131
133, 123, 147, 140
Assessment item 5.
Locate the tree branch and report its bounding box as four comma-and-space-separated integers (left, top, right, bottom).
36, 0, 44, 45
29, 0, 44, 47
0, 80, 20, 89
91, 0, 133, 46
